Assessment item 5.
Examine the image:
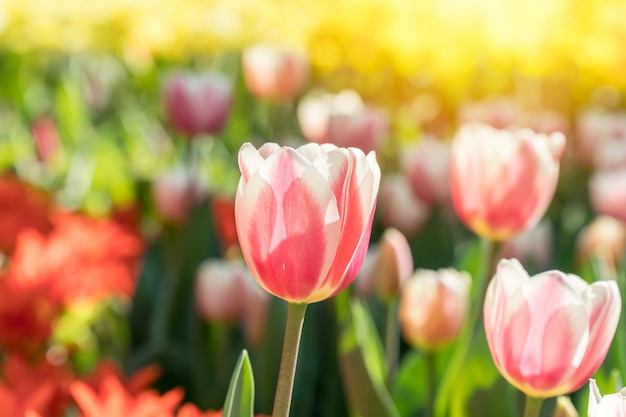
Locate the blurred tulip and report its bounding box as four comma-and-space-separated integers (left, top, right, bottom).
194, 259, 249, 324
457, 97, 520, 129
399, 268, 471, 350
152, 168, 205, 224
242, 45, 309, 101
31, 116, 61, 164
400, 136, 451, 205
298, 89, 388, 152
353, 245, 378, 299
450, 124, 566, 241
577, 215, 626, 270
377, 174, 430, 236
589, 168, 626, 223
235, 142, 380, 303
371, 228, 413, 302
242, 273, 271, 348
576, 109, 626, 169
484, 258, 621, 398
163, 71, 233, 136
501, 220, 553, 271
588, 379, 626, 417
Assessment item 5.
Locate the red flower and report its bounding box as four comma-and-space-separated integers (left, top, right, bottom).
0, 174, 52, 254
0, 354, 73, 417
11, 212, 144, 305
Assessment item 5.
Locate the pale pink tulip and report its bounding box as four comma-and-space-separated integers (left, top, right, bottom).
242, 45, 309, 101
450, 124, 566, 241
588, 379, 626, 417
484, 259, 621, 398
152, 168, 205, 224
457, 97, 520, 130
399, 269, 471, 351
235, 142, 380, 303
589, 168, 626, 223
371, 228, 414, 301
297, 89, 388, 153
576, 109, 626, 169
577, 215, 626, 268
163, 71, 232, 136
194, 259, 249, 324
377, 174, 430, 236
401, 137, 451, 205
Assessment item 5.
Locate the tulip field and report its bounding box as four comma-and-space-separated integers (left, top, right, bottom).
1, 1, 626, 416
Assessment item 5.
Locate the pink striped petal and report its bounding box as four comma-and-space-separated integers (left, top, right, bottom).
568, 280, 621, 391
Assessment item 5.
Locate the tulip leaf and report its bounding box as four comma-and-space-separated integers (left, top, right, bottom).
391, 350, 428, 417
338, 297, 400, 417
222, 349, 255, 417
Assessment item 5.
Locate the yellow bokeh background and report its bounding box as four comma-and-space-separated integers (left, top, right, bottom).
1, 0, 625, 107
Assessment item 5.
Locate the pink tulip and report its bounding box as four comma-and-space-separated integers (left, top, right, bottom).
235, 142, 380, 303
152, 168, 205, 224
370, 228, 414, 301
377, 174, 430, 236
484, 259, 621, 398
194, 259, 249, 324
589, 168, 626, 223
163, 71, 233, 136
450, 124, 566, 241
401, 136, 451, 205
297, 89, 388, 153
588, 379, 626, 417
577, 215, 626, 269
242, 45, 309, 101
399, 268, 471, 351
576, 109, 626, 169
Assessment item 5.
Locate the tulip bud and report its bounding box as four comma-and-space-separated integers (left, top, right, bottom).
152, 168, 205, 224
235, 142, 380, 303
588, 379, 626, 417
552, 396, 579, 417
399, 269, 471, 351
163, 71, 233, 136
484, 259, 621, 398
371, 228, 413, 302
577, 215, 626, 270
589, 168, 626, 223
377, 174, 430, 236
298, 89, 388, 152
242, 45, 309, 101
450, 124, 566, 241
194, 259, 249, 324
400, 136, 451, 205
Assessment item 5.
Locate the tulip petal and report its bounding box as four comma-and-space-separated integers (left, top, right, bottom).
498, 272, 589, 396
569, 280, 621, 391
236, 148, 341, 302
588, 379, 602, 417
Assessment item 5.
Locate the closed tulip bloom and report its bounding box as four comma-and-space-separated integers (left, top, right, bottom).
484, 259, 621, 398
588, 379, 626, 417
163, 71, 233, 136
235, 142, 380, 303
371, 228, 414, 301
450, 124, 566, 241
401, 136, 451, 205
377, 174, 430, 236
589, 168, 626, 223
399, 269, 471, 350
298, 89, 388, 153
577, 215, 626, 269
152, 168, 205, 224
242, 45, 309, 101
194, 259, 249, 324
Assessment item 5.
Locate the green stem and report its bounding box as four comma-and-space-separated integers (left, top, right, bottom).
385, 298, 399, 384
523, 396, 543, 417
272, 302, 308, 417
426, 351, 437, 417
